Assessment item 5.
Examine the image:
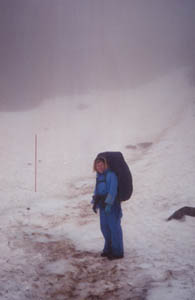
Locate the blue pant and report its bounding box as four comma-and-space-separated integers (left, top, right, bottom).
99, 202, 124, 257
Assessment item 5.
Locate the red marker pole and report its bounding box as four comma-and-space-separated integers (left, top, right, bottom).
35, 134, 37, 192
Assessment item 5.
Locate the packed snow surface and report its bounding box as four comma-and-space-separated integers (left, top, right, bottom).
0, 68, 195, 299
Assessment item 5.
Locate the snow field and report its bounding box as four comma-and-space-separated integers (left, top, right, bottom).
0, 68, 195, 299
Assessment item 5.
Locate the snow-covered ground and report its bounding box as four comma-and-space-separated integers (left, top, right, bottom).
0, 68, 195, 299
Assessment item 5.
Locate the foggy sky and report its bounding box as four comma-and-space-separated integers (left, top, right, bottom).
0, 0, 194, 111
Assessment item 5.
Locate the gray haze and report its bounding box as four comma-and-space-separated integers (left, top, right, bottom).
0, 0, 194, 111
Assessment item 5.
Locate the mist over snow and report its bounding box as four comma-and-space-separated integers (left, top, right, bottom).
0, 0, 194, 110
0, 0, 195, 299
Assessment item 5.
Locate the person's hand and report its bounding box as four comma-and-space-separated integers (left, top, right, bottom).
105, 204, 112, 214
92, 203, 97, 214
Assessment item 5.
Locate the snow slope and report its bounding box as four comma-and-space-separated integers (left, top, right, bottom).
0, 68, 195, 299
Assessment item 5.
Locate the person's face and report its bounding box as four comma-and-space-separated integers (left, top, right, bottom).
96, 161, 106, 174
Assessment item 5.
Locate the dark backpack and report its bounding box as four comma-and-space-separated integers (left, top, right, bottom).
96, 151, 133, 201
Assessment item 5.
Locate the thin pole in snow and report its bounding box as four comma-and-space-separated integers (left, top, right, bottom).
35, 134, 37, 192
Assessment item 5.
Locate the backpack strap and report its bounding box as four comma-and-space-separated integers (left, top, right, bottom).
96, 173, 108, 189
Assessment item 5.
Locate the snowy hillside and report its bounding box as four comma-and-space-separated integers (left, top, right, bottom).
0, 68, 195, 300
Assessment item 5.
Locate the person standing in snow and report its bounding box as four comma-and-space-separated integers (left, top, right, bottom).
92, 157, 124, 260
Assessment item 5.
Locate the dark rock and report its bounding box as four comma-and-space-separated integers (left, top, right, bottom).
167, 206, 195, 221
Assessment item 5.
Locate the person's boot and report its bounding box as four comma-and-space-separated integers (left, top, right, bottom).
100, 252, 110, 257
107, 254, 124, 260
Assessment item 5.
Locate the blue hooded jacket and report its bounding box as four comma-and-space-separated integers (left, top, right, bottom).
94, 169, 118, 205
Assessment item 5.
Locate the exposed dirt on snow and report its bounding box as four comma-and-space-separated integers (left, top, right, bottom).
3, 193, 194, 300
0, 221, 152, 300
